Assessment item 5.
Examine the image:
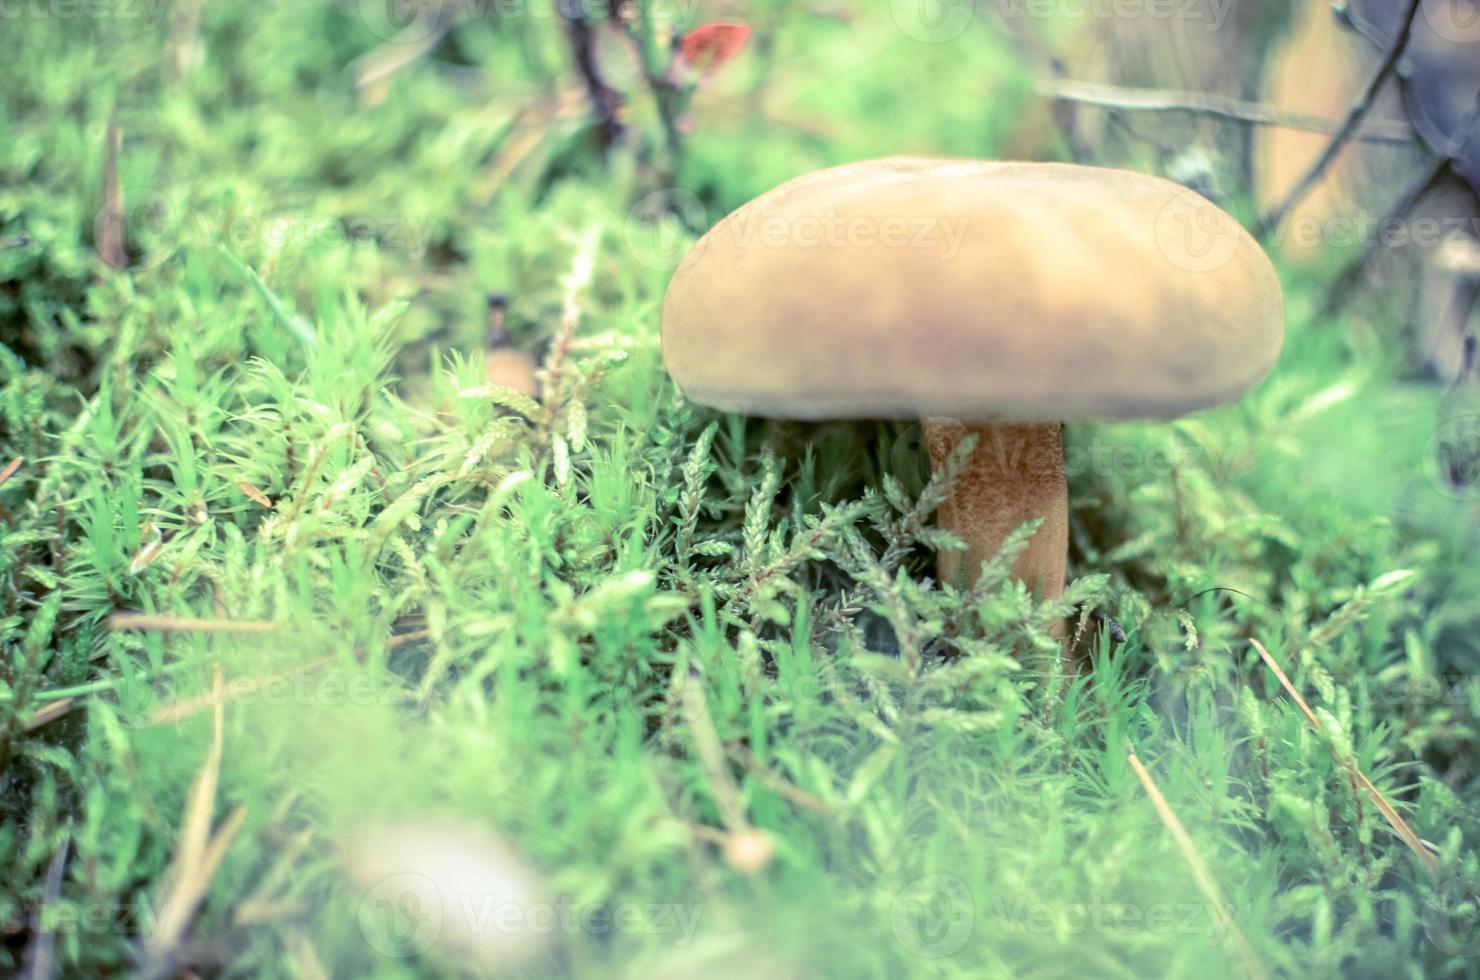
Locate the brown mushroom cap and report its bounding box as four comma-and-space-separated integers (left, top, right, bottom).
661, 158, 1284, 421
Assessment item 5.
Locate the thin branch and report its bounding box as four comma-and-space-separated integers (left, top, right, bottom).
23, 834, 69, 980
1250, 640, 1440, 874
23, 698, 75, 733
1445, 334, 1478, 399
384, 628, 432, 651
1260, 0, 1423, 237
727, 742, 835, 814
1037, 78, 1416, 145
148, 657, 339, 726
1320, 156, 1452, 317
680, 677, 748, 832
97, 104, 126, 272
110, 614, 280, 634
140, 672, 247, 980
986, 10, 1092, 160
558, 2, 624, 151
609, 1, 687, 179
1126, 745, 1268, 980
165, 0, 204, 82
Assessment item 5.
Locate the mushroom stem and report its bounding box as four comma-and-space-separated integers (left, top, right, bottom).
922, 419, 1068, 597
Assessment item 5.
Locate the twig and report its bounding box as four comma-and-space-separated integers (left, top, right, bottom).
1446, 334, 1478, 399
986, 10, 1091, 160
1037, 78, 1415, 145
110, 614, 279, 635
97, 104, 126, 271
1249, 639, 1439, 874
166, 0, 204, 83
385, 628, 432, 651
558, 2, 624, 151
680, 677, 748, 832
1126, 745, 1268, 980
727, 742, 835, 814
23, 699, 75, 733
1319, 156, 1452, 317
148, 657, 341, 726
0, 456, 22, 490
278, 426, 345, 528
610, 3, 686, 179
140, 670, 247, 980
1260, 0, 1423, 237
236, 482, 272, 509
23, 834, 69, 980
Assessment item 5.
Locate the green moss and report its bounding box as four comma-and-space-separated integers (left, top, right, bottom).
1, 3, 1478, 977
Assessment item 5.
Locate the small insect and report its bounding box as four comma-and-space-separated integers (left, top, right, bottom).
1092, 609, 1128, 643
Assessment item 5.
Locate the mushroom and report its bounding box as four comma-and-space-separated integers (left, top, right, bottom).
484, 292, 540, 399
661, 158, 1284, 597
344, 819, 550, 968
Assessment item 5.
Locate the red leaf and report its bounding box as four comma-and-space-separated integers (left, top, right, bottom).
678, 22, 752, 79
